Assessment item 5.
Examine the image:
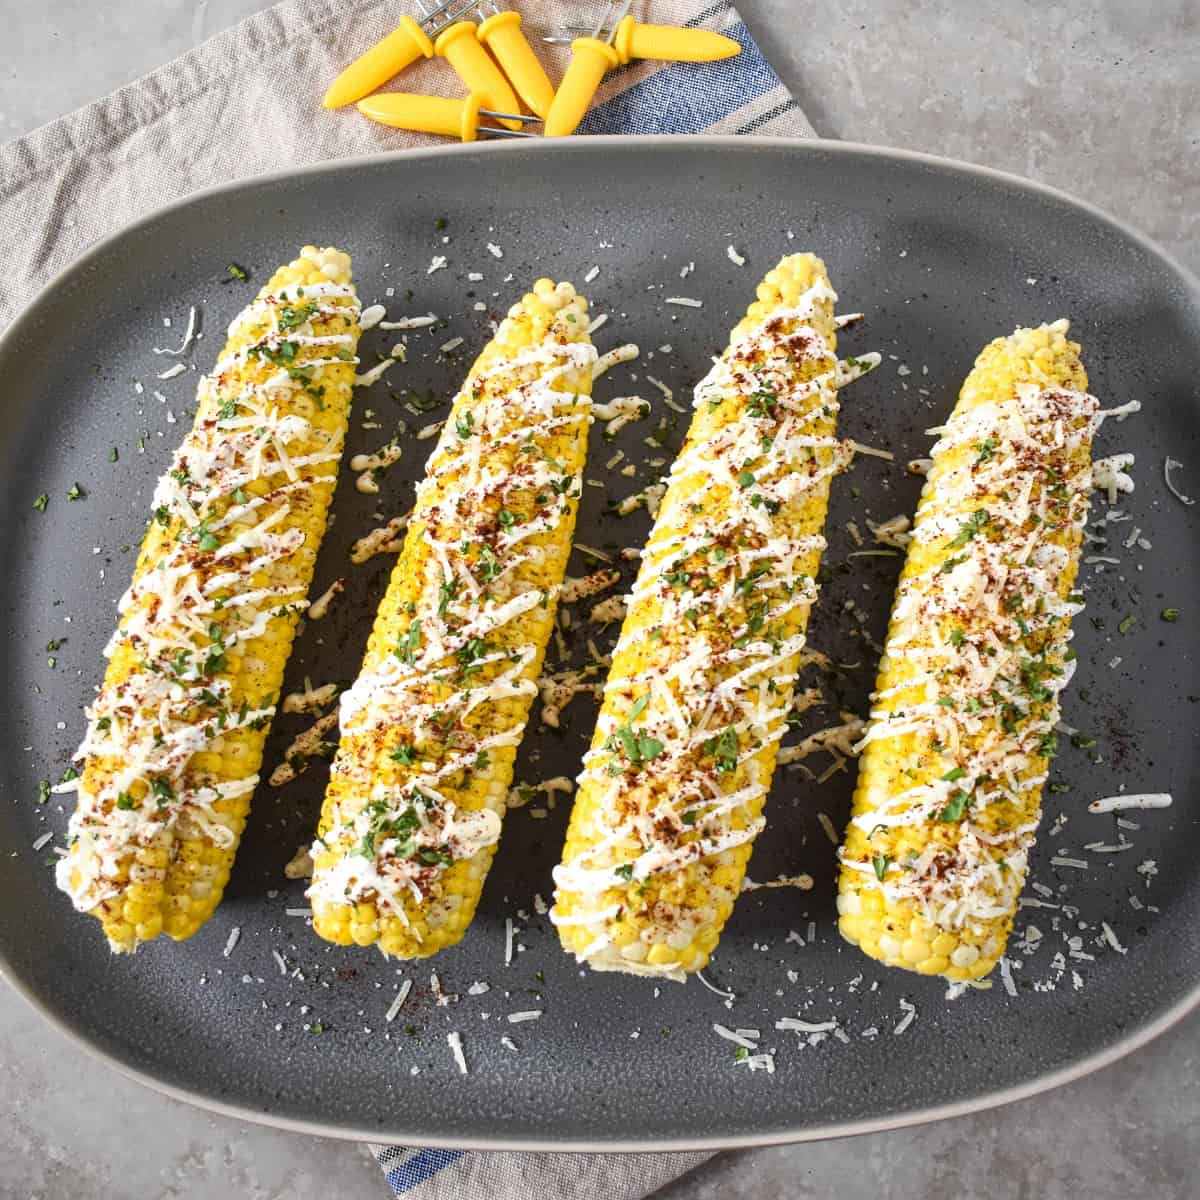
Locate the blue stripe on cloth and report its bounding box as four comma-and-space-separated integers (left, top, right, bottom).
578, 23, 779, 136
382, 1148, 466, 1194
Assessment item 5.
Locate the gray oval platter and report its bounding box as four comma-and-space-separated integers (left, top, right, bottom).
1, 137, 1197, 1150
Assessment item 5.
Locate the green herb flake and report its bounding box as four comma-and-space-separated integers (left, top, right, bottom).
939, 789, 972, 822
108, 447, 119, 463
396, 619, 422, 666
947, 508, 989, 549
1117, 613, 1137, 636
1161, 607, 1180, 623
704, 726, 740, 774
940, 766, 965, 782
33, 493, 49, 512
37, 779, 51, 805
872, 854, 890, 881
227, 262, 250, 282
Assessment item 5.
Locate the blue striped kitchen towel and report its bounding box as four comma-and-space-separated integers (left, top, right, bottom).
0, 3, 808, 1195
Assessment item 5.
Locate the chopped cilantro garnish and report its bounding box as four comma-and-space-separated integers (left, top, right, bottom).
226, 262, 249, 282
747, 389, 777, 418
33, 493, 48, 512
614, 863, 634, 882
940, 766, 965, 782
872, 854, 890, 881
248, 340, 299, 368
476, 544, 502, 583
704, 726, 740, 774
1117, 613, 1136, 635
277, 302, 318, 333
150, 777, 176, 808
939, 789, 971, 822
974, 436, 997, 464
947, 508, 989, 549
66, 482, 85, 501
396, 619, 422, 666
1161, 607, 1180, 622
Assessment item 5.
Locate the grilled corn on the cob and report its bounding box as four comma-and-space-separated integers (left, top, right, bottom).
837, 320, 1097, 980
551, 253, 876, 979
56, 246, 361, 951
309, 279, 595, 958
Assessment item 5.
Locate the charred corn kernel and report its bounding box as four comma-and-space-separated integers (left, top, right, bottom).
55, 247, 360, 952
837, 320, 1097, 981
552, 254, 877, 980
309, 279, 595, 959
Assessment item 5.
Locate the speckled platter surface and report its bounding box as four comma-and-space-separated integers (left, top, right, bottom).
1, 138, 1198, 1149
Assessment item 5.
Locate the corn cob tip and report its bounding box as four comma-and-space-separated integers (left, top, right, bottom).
262, 246, 355, 297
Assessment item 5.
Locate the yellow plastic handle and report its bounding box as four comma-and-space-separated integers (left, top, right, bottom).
543, 38, 619, 138
356, 93, 483, 142
323, 16, 434, 109
434, 22, 522, 129
614, 16, 741, 65
477, 11, 556, 120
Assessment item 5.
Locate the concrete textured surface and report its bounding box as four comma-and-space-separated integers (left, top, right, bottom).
1, 1, 1197, 1197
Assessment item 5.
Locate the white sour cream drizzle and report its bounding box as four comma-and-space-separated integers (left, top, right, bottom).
308, 326, 596, 923
841, 378, 1099, 941
57, 275, 360, 914
550, 280, 874, 975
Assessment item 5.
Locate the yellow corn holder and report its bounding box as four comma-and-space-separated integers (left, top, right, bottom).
323, 15, 434, 109
477, 9, 556, 118
433, 21, 523, 128
357, 91, 539, 141
609, 16, 741, 65
323, 0, 523, 120
544, 36, 620, 137
551, 14, 741, 66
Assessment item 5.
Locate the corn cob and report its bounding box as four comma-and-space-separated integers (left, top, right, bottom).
56, 246, 361, 952
837, 320, 1097, 980
309, 279, 595, 958
551, 254, 876, 979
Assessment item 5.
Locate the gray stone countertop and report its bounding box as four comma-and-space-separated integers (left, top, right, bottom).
1, 2, 1196, 1197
